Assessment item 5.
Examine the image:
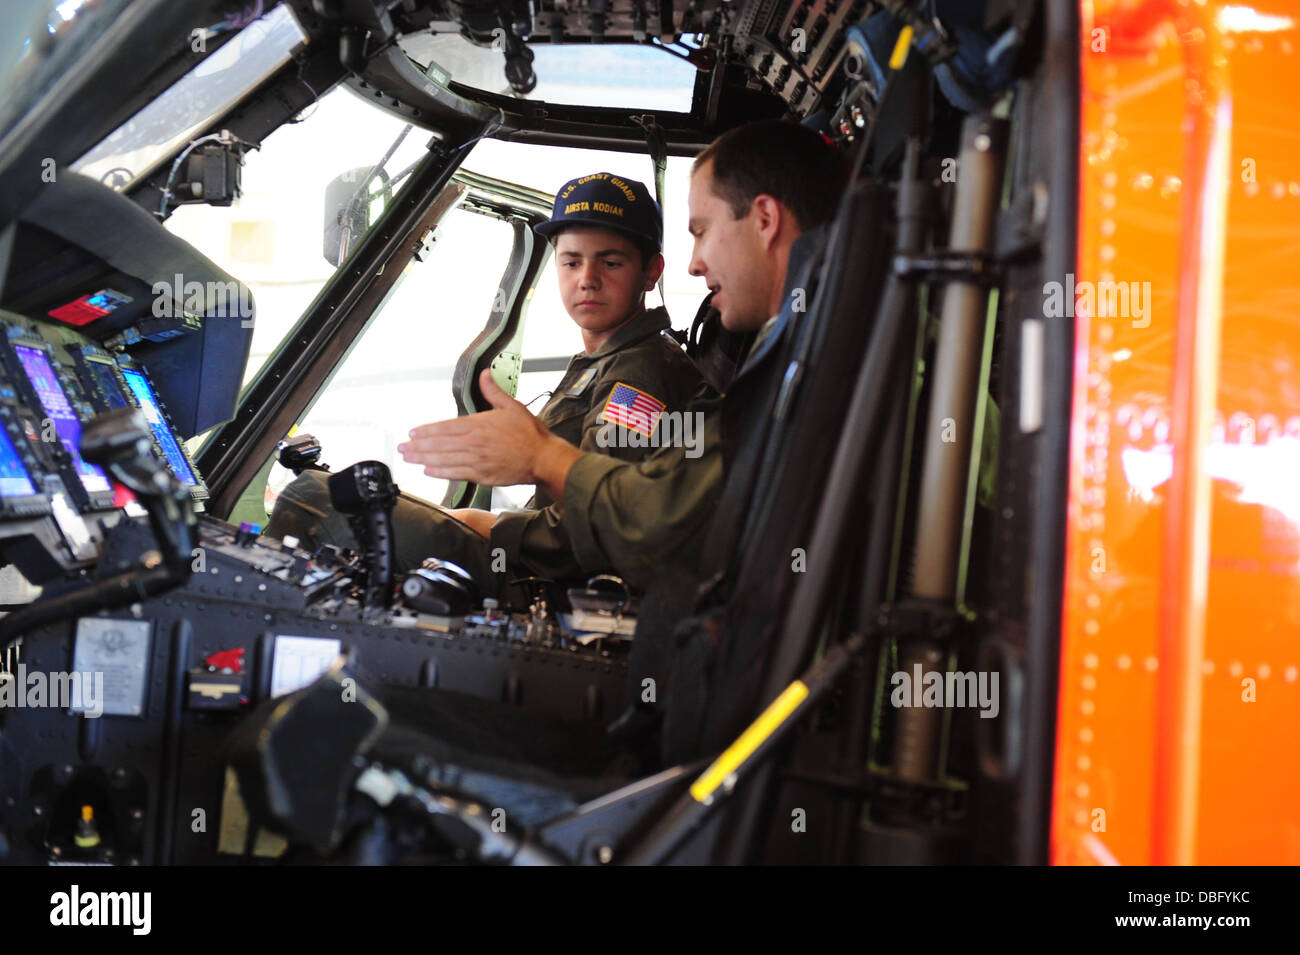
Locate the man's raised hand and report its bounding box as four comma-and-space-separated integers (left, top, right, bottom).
398, 368, 582, 499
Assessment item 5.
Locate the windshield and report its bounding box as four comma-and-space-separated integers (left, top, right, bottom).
0, 0, 135, 143
163, 81, 433, 394
400, 34, 698, 111
72, 3, 304, 189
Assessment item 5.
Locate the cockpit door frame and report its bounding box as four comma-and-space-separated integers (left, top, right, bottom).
195, 136, 560, 519
443, 218, 550, 509
195, 131, 477, 516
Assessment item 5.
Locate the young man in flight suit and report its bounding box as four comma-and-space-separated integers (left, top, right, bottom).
264, 172, 706, 594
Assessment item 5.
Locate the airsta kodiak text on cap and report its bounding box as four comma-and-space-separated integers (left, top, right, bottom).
534, 172, 662, 250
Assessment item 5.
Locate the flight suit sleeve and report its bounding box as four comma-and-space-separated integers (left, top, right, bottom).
488, 501, 585, 581
560, 403, 723, 589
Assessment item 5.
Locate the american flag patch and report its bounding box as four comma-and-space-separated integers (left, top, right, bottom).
600, 382, 666, 437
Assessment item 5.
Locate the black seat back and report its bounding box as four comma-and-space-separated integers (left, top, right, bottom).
656, 180, 895, 764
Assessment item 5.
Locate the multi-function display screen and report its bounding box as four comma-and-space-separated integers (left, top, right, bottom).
14, 344, 111, 495
86, 359, 130, 409
121, 367, 197, 486
0, 427, 36, 497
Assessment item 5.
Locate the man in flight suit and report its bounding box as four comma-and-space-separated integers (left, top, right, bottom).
265, 172, 707, 593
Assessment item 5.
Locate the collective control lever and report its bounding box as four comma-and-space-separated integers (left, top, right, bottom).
327, 460, 399, 612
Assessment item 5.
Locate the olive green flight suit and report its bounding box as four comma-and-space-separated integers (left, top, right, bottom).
561, 403, 723, 590
264, 305, 707, 593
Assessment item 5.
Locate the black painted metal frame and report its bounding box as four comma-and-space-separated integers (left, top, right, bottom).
195, 137, 475, 516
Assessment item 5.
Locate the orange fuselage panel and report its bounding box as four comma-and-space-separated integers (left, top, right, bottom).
1055, 0, 1300, 865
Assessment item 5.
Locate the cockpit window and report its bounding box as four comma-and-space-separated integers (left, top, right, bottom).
399, 34, 698, 111
163, 84, 432, 395
71, 3, 305, 190
163, 81, 433, 475
264, 206, 516, 513
0, 0, 135, 143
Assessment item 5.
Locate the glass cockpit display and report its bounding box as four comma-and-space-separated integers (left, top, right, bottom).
13, 344, 111, 494
0, 426, 36, 497
120, 367, 197, 486
86, 358, 130, 409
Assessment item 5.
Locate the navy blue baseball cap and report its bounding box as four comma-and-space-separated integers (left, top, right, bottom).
534, 172, 663, 251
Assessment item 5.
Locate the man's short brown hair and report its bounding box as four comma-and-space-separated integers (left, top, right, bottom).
693, 121, 846, 232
